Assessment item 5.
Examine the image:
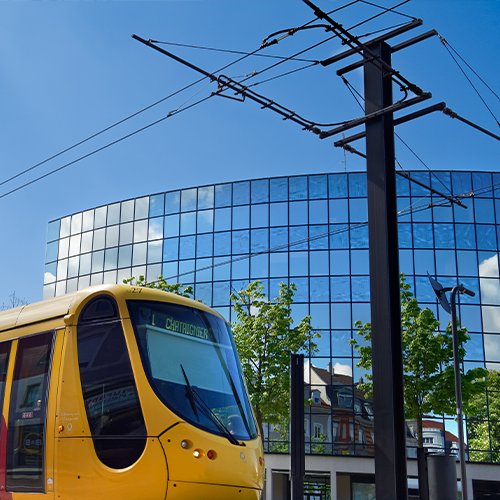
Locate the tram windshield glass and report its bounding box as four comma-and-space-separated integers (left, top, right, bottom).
127, 300, 257, 441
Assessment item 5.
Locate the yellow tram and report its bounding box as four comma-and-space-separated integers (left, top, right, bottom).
0, 284, 264, 500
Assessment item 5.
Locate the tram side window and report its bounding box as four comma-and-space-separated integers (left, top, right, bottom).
6, 332, 54, 493
77, 296, 147, 470
0, 342, 11, 419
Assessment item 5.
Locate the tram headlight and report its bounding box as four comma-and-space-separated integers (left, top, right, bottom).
193, 449, 204, 459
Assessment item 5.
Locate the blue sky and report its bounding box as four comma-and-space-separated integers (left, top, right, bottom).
1, 0, 499, 307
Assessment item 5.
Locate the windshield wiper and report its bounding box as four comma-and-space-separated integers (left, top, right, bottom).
180, 364, 200, 422
180, 364, 242, 446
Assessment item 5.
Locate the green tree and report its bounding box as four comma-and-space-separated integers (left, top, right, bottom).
350, 274, 487, 448
468, 369, 500, 463
231, 280, 319, 436
123, 275, 194, 299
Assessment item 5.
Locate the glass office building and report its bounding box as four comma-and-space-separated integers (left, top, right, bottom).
44, 171, 500, 462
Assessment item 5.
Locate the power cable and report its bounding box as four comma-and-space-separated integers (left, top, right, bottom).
349, 0, 413, 31
0, 95, 213, 201
242, 61, 319, 89
358, 0, 415, 20
438, 35, 500, 128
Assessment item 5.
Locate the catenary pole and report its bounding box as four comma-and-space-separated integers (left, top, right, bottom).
364, 41, 408, 499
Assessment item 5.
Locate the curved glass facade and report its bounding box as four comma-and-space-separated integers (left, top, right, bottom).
44, 171, 500, 462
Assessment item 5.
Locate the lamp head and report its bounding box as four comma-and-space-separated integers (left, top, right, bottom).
427, 273, 452, 314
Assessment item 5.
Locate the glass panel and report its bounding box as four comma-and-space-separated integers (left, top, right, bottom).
433, 205, 452, 223
270, 253, 288, 277
232, 259, 249, 280
133, 220, 148, 243
181, 188, 197, 212
452, 171, 472, 196
164, 214, 180, 238
232, 206, 249, 230
198, 186, 214, 210
180, 212, 196, 235
213, 258, 230, 281
149, 194, 164, 217
60, 216, 71, 238
94, 206, 107, 229
71, 213, 82, 235
309, 225, 328, 250
148, 217, 163, 241
455, 224, 476, 249
457, 251, 477, 277
195, 282, 212, 304
6, 332, 54, 492
92, 250, 105, 273
473, 172, 492, 196
162, 263, 177, 282
163, 238, 179, 262
270, 177, 288, 202
290, 226, 308, 251
103, 271, 117, 285
463, 333, 484, 361
147, 241, 162, 264
309, 175, 327, 199
213, 281, 230, 305
350, 225, 369, 249
214, 232, 231, 257
45, 262, 57, 283
331, 303, 352, 329
233, 181, 250, 205
251, 179, 269, 204
270, 202, 288, 227
398, 223, 412, 248
46, 241, 58, 264
179, 236, 196, 260
119, 223, 133, 246
215, 208, 231, 232
104, 248, 118, 271
330, 224, 349, 250
106, 225, 119, 248
329, 199, 348, 223
349, 198, 367, 223
107, 203, 120, 226
93, 228, 106, 251
310, 276, 329, 302
289, 201, 308, 225
409, 171, 430, 197
330, 276, 350, 302
348, 173, 367, 197
250, 254, 268, 279
435, 250, 457, 276
81, 231, 93, 254
195, 258, 213, 283
165, 191, 180, 214
270, 227, 288, 250
197, 210, 214, 233
352, 276, 370, 302
351, 250, 369, 275
80, 253, 92, 275
290, 252, 308, 276
483, 334, 500, 361
47, 220, 60, 242
413, 249, 434, 276
330, 250, 349, 275
251, 229, 268, 253
477, 225, 497, 250
413, 223, 434, 248
135, 197, 149, 220
289, 176, 307, 200
310, 304, 330, 329
251, 204, 268, 228
215, 184, 232, 207
329, 173, 348, 198
121, 200, 134, 223
480, 278, 500, 305
459, 305, 482, 332
57, 259, 68, 281
196, 233, 213, 258
478, 253, 499, 277
118, 245, 133, 269
309, 200, 328, 224
232, 230, 249, 255
78, 301, 146, 469
433, 224, 455, 249
310, 251, 329, 276
396, 173, 410, 196
475, 198, 495, 223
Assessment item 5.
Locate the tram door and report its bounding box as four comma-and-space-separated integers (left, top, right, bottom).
0, 331, 57, 499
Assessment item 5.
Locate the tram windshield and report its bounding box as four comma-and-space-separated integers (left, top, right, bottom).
127, 300, 257, 442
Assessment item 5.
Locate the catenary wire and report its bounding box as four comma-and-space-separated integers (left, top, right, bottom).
0, 95, 213, 200
439, 35, 500, 128
348, 0, 413, 31
359, 0, 415, 20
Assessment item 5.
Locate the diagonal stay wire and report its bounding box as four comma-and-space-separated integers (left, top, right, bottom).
0, 95, 213, 201
439, 35, 500, 127
358, 0, 414, 20
243, 61, 319, 89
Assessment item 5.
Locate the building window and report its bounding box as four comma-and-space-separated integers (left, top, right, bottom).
314, 423, 323, 439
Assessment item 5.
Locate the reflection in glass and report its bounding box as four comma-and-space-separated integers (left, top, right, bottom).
163, 238, 179, 262
350, 250, 369, 275
104, 248, 118, 271
232, 230, 249, 255
330, 250, 349, 276
289, 201, 308, 225
197, 210, 214, 233
181, 188, 197, 212
309, 175, 327, 199
93, 228, 106, 251
180, 212, 196, 235
270, 227, 288, 249
350, 225, 369, 249
270, 202, 288, 227
460, 305, 482, 332
452, 171, 472, 195
270, 177, 288, 202
47, 220, 61, 242
473, 172, 492, 196
232, 259, 249, 280
118, 245, 133, 269
329, 199, 348, 223
215, 208, 231, 232
198, 186, 214, 210
57, 259, 68, 281
106, 225, 119, 248
351, 276, 370, 302
195, 258, 212, 282
233, 181, 250, 205
329, 174, 348, 198
250, 253, 268, 279
270, 253, 288, 278
251, 179, 269, 204
413, 223, 434, 248
251, 229, 268, 253
414, 249, 435, 276
165, 191, 180, 214
119, 223, 133, 246
310, 251, 329, 276
149, 194, 164, 217
331, 303, 352, 330
215, 184, 232, 207
80, 253, 92, 276
289, 176, 307, 201
197, 233, 213, 258
95, 206, 107, 229
330, 225, 349, 250
310, 304, 329, 329
135, 197, 149, 220
69, 234, 81, 257
251, 204, 268, 228
147, 241, 162, 264
92, 251, 104, 274
132, 243, 147, 266
179, 236, 195, 260
214, 232, 231, 257
399, 249, 413, 276
290, 226, 308, 251
290, 252, 308, 277
107, 204, 120, 226
44, 263, 57, 283
71, 213, 82, 235
232, 206, 249, 230
60, 216, 71, 238
148, 218, 163, 240
479, 253, 499, 277
476, 225, 497, 251
483, 334, 500, 361
435, 250, 457, 276
121, 200, 134, 223
348, 173, 367, 197
67, 257, 79, 279
213, 258, 230, 281
58, 237, 69, 260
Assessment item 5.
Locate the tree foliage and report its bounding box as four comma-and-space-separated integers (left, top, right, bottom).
231, 280, 319, 436
467, 369, 500, 463
1, 292, 27, 311
123, 275, 194, 299
350, 274, 487, 447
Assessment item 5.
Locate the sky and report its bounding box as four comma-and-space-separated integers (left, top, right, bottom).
1, 0, 499, 308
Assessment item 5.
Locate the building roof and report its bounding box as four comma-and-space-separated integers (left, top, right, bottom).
422, 420, 459, 443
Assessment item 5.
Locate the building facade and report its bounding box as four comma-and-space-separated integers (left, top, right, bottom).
44, 171, 500, 495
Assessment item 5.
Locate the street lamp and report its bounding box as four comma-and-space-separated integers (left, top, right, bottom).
428, 274, 475, 500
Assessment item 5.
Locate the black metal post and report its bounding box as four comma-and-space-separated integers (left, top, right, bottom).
290, 354, 305, 500
364, 41, 408, 499
450, 285, 469, 500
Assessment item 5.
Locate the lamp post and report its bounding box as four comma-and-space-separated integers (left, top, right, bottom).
428, 275, 475, 500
